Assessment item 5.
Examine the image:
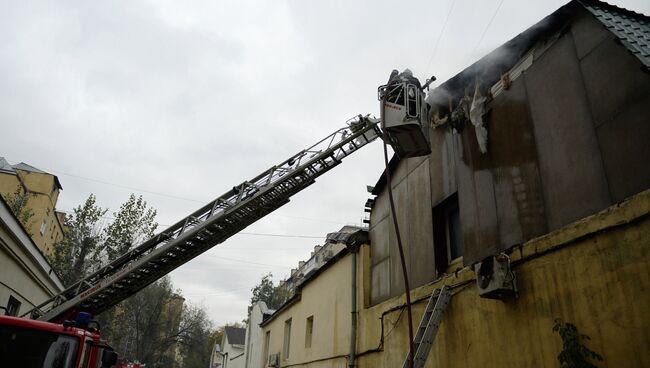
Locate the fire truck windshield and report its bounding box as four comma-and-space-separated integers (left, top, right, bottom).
0, 324, 79, 368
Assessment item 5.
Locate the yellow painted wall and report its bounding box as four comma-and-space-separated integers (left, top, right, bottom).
0, 172, 22, 201
0, 169, 64, 255
356, 189, 650, 367
261, 253, 355, 368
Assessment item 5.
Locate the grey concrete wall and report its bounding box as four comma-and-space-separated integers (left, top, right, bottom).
369, 157, 434, 304
524, 19, 612, 232
574, 11, 650, 203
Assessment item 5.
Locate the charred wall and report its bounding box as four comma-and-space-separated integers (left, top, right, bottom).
368, 8, 650, 305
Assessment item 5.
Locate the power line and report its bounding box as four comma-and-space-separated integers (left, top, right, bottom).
472, 0, 506, 54
58, 209, 324, 240
183, 286, 253, 297
202, 253, 290, 268
424, 0, 456, 75
51, 169, 348, 225
236, 232, 323, 240
50, 169, 206, 203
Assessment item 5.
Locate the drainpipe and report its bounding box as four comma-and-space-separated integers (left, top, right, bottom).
347, 242, 361, 368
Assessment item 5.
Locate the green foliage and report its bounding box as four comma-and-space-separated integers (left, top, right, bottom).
103, 194, 158, 261
48, 194, 107, 286
2, 187, 35, 234
553, 318, 603, 368
178, 305, 214, 368
250, 273, 289, 311
99, 277, 215, 367
48, 193, 213, 366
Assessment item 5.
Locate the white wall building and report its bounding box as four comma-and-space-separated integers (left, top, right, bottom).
0, 196, 63, 317
243, 301, 275, 368
215, 326, 246, 368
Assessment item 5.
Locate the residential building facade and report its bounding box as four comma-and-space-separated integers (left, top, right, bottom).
0, 157, 65, 256
243, 301, 275, 368
218, 326, 246, 368
259, 248, 355, 368
0, 195, 64, 318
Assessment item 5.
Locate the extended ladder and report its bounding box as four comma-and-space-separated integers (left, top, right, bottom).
28, 116, 382, 323
402, 285, 451, 368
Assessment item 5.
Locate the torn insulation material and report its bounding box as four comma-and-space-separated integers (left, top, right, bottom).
470, 82, 488, 154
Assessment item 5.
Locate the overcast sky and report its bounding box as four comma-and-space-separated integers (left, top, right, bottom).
2, 0, 648, 327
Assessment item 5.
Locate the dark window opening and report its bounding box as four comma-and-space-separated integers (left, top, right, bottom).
263, 331, 270, 366
305, 316, 313, 348
432, 193, 463, 275
283, 318, 292, 360
6, 295, 21, 317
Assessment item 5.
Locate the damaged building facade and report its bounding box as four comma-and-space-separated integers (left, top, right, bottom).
244, 1, 649, 367
359, 1, 650, 367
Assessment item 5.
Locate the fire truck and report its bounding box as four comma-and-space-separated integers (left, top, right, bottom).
0, 70, 433, 368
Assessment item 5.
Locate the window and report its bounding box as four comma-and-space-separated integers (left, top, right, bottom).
263, 331, 270, 367
433, 193, 463, 274
6, 295, 21, 316
40, 218, 48, 236
447, 205, 463, 261
305, 316, 313, 348
283, 318, 292, 360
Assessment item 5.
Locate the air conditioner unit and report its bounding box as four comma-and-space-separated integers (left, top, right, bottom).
268, 353, 280, 367
474, 254, 517, 300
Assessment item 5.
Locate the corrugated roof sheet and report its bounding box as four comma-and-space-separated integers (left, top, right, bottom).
582, 0, 650, 68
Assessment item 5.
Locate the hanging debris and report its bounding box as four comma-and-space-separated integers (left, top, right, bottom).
469, 81, 489, 154
431, 111, 448, 128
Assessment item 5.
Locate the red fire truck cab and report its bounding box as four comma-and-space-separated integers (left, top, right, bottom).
0, 313, 117, 368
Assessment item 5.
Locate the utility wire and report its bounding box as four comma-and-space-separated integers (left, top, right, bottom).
51, 169, 205, 203
202, 253, 290, 268
424, 0, 456, 75
58, 209, 323, 240
183, 286, 253, 297
472, 0, 506, 55
236, 232, 323, 240
52, 169, 347, 225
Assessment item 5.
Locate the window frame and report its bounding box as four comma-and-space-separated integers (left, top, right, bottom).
283, 318, 292, 360
432, 193, 463, 275
263, 331, 270, 367
305, 316, 313, 348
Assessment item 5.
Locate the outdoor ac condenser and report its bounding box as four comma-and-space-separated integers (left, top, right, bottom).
268, 353, 280, 367
474, 254, 517, 300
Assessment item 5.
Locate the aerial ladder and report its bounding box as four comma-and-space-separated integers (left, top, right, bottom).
1, 70, 438, 368
28, 115, 384, 323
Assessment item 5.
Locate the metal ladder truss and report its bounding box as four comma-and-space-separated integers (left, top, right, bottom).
403, 285, 451, 368
29, 116, 382, 322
